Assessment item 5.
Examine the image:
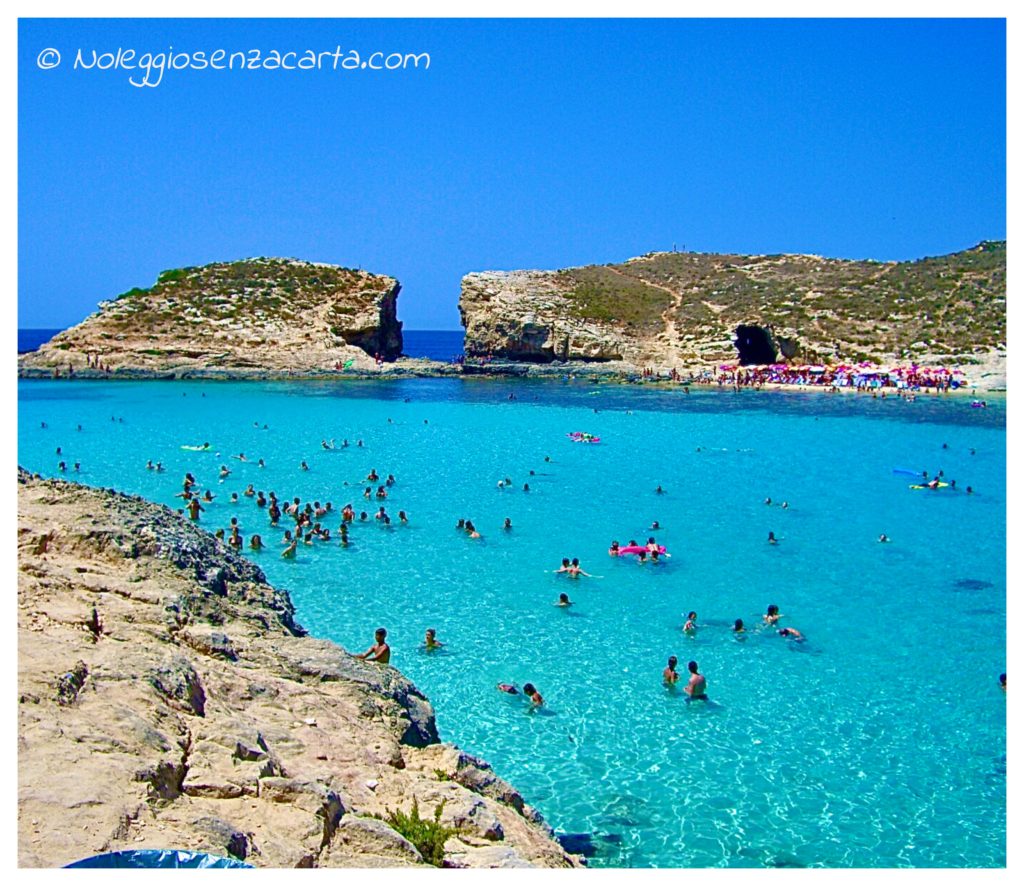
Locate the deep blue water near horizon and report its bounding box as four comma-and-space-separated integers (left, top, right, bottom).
17, 378, 1006, 868
18, 328, 464, 360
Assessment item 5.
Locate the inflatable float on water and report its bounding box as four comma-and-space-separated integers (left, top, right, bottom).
567, 432, 601, 443
909, 482, 950, 490
618, 544, 668, 556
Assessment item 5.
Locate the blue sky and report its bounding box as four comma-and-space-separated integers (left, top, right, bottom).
18, 18, 1006, 330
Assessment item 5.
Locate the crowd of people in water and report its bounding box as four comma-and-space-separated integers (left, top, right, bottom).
37, 403, 1002, 715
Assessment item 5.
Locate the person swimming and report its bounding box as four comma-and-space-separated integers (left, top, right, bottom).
568, 558, 592, 578
733, 618, 745, 633
763, 604, 782, 625
503, 517, 512, 530
465, 520, 481, 539
767, 531, 778, 544
497, 683, 519, 694
608, 540, 620, 555
684, 611, 698, 634
778, 627, 804, 641
663, 656, 679, 685
556, 592, 573, 607
522, 683, 544, 706
424, 628, 444, 650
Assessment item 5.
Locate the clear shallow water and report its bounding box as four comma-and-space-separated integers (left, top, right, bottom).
17, 378, 1006, 868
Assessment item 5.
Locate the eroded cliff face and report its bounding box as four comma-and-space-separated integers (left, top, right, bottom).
459, 243, 1007, 369
459, 271, 631, 363
18, 259, 404, 377
17, 471, 579, 869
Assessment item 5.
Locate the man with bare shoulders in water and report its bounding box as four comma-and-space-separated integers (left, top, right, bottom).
684, 660, 708, 701
356, 628, 391, 664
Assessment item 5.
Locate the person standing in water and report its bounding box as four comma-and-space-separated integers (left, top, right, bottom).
522, 683, 544, 706
356, 628, 391, 664
187, 498, 204, 522
663, 656, 680, 685
568, 557, 592, 578
684, 661, 708, 701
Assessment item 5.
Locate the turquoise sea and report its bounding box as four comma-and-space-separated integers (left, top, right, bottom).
17, 378, 1006, 868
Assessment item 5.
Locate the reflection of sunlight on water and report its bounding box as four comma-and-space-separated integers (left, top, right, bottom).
16, 378, 1006, 868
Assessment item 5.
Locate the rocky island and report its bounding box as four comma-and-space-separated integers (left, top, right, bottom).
17, 470, 581, 869
18, 259, 404, 378
459, 241, 1006, 377
18, 242, 1007, 389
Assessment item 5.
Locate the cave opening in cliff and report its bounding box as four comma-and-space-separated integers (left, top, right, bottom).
734, 325, 778, 365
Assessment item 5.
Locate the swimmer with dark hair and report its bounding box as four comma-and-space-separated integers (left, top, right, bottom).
733, 618, 745, 633
424, 628, 444, 650
684, 612, 698, 634
778, 627, 804, 641
356, 628, 390, 664
663, 656, 679, 685
555, 593, 572, 607
497, 683, 519, 694
608, 540, 620, 556
567, 558, 592, 578
764, 604, 782, 625
684, 661, 707, 701
522, 683, 544, 706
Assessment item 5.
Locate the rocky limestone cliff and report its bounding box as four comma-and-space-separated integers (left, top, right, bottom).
17, 471, 579, 869
19, 259, 403, 377
459, 241, 1006, 370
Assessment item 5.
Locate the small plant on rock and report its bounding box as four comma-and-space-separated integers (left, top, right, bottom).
377, 798, 458, 867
